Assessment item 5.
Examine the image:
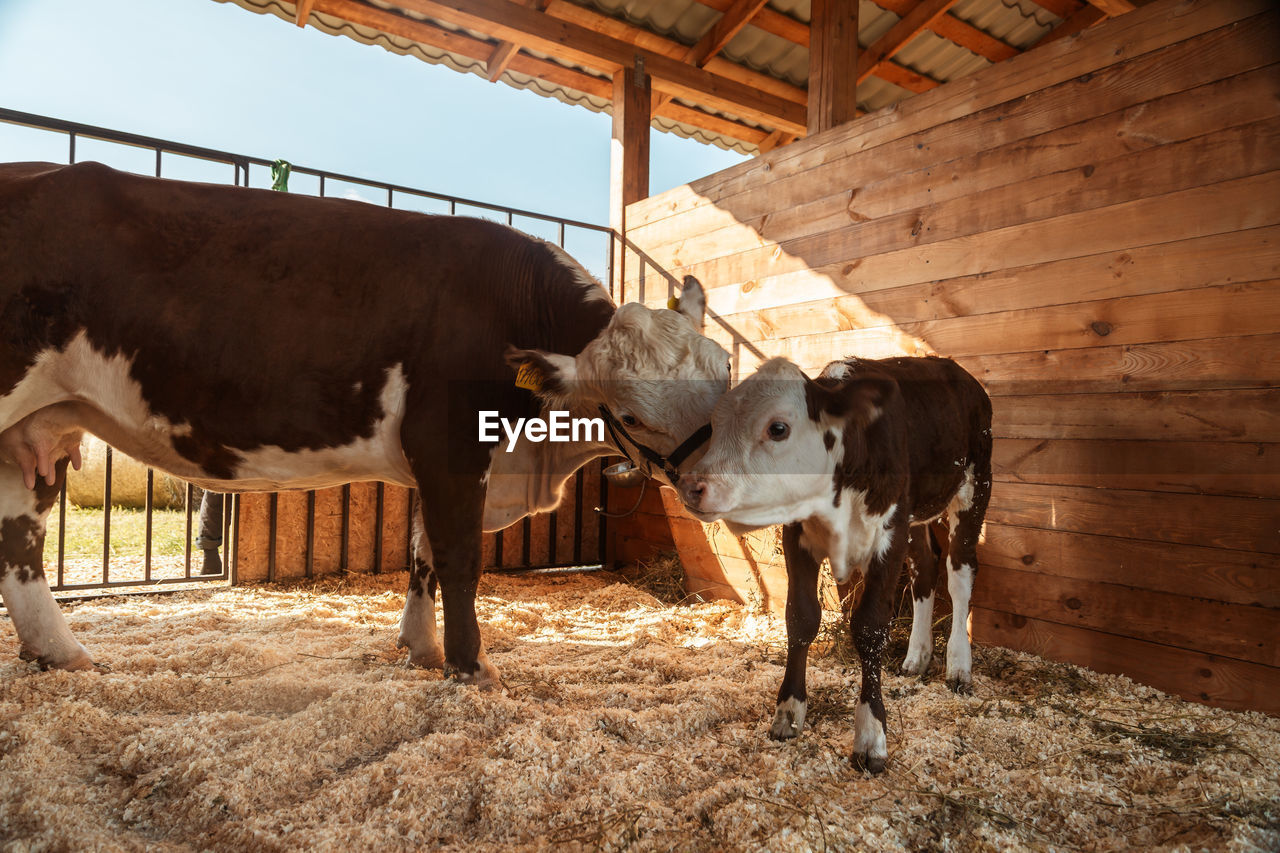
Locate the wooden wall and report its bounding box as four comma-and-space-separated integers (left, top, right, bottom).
616, 0, 1279, 713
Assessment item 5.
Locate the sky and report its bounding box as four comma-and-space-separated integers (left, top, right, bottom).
0, 0, 747, 231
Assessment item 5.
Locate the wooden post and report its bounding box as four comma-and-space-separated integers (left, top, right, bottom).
808, 0, 859, 136
610, 62, 650, 303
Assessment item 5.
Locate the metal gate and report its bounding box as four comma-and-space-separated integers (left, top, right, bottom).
1, 107, 614, 593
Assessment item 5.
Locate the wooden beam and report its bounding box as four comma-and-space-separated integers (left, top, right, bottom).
611, 65, 650, 301
486, 41, 521, 81
312, 0, 768, 148
1037, 5, 1108, 47
685, 0, 771, 67
871, 0, 1020, 63
1086, 0, 1137, 15
808, 0, 860, 135
1028, 0, 1085, 17
392, 0, 807, 134
295, 0, 317, 26
757, 129, 797, 153
857, 0, 963, 84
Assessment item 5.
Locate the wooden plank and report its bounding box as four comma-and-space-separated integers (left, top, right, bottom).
500, 520, 524, 569
979, 523, 1280, 609
737, 279, 1280, 371
273, 490, 309, 580
633, 113, 1280, 295
990, 389, 1280, 442
311, 485, 345, 576
639, 171, 1280, 318
857, 0, 962, 84
972, 564, 1277, 667
993, 438, 1280, 498
625, 0, 1277, 231
580, 459, 602, 564
295, 0, 317, 26
528, 509, 553, 566
986, 481, 1280, 553
971, 606, 1280, 714
808, 0, 860, 135
392, 0, 808, 133
233, 492, 270, 583
958, 332, 1280, 397
632, 63, 1280, 267
700, 223, 1280, 348
873, 0, 1021, 62
1037, 6, 1108, 48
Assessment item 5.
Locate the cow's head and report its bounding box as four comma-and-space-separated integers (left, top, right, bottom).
677, 357, 895, 530
506, 277, 729, 485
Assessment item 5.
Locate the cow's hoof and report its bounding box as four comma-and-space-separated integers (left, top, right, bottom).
21, 644, 96, 672
946, 673, 972, 694
851, 751, 887, 775
768, 697, 806, 741
446, 652, 504, 692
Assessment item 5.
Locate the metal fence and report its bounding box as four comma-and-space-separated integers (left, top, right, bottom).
1, 107, 615, 594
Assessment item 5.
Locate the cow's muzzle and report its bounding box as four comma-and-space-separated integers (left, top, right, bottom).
598, 404, 711, 486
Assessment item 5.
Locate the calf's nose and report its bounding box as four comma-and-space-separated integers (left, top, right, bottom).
678, 474, 707, 509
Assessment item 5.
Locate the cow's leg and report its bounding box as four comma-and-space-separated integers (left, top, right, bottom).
944, 467, 992, 694
900, 525, 938, 678
848, 519, 909, 775
414, 465, 499, 689
0, 460, 94, 670
769, 522, 821, 740
397, 500, 444, 669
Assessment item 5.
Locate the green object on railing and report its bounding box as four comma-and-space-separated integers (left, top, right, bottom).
270, 159, 292, 192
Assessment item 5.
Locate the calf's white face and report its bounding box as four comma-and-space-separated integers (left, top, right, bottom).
678, 358, 838, 530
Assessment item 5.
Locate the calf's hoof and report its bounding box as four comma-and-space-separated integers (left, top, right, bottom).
851, 751, 887, 775
946, 673, 972, 694
768, 697, 807, 741
397, 636, 445, 670
900, 652, 931, 678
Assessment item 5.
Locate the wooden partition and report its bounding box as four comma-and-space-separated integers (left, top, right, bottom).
614, 0, 1279, 713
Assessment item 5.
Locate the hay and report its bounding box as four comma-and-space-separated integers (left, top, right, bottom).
1, 570, 1277, 851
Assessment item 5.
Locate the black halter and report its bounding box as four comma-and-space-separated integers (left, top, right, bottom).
597, 404, 712, 484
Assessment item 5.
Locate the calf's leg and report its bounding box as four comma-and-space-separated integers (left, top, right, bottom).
397, 499, 445, 669
848, 519, 908, 774
900, 525, 938, 677
944, 466, 992, 693
769, 522, 822, 740
0, 460, 93, 671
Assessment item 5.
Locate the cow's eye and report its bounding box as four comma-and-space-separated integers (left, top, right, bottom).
621, 414, 640, 428
768, 421, 790, 441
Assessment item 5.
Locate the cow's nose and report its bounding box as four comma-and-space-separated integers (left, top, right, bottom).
678, 474, 707, 509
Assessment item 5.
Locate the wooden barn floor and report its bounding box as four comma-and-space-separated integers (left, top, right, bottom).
1, 570, 1276, 851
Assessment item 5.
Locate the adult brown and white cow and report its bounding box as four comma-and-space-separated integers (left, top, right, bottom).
677, 355, 992, 773
0, 161, 728, 687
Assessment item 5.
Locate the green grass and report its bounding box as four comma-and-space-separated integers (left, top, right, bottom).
43, 505, 191, 564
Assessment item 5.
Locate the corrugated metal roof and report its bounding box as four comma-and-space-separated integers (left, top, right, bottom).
216, 0, 1066, 155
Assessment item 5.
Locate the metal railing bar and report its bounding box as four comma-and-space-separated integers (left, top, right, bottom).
102, 446, 112, 583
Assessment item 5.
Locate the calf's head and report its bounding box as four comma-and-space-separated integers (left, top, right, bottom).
678, 358, 895, 530
506, 277, 729, 484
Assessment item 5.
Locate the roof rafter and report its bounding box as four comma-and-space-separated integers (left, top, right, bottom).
857, 0, 963, 84
312, 0, 769, 147
685, 0, 772, 67
295, 0, 317, 26
390, 0, 807, 134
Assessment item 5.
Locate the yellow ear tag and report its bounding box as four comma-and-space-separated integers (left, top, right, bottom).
515, 362, 544, 392
667, 296, 680, 310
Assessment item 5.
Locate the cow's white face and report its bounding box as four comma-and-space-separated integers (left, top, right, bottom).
508, 278, 730, 484
676, 358, 835, 529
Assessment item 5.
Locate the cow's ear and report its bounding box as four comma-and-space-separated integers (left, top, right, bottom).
674, 275, 706, 331
807, 375, 895, 426
504, 345, 576, 401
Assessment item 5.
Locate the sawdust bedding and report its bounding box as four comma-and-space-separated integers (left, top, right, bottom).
0, 569, 1276, 852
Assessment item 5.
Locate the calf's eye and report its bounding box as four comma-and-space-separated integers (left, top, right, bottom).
767, 421, 790, 441
621, 414, 639, 428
